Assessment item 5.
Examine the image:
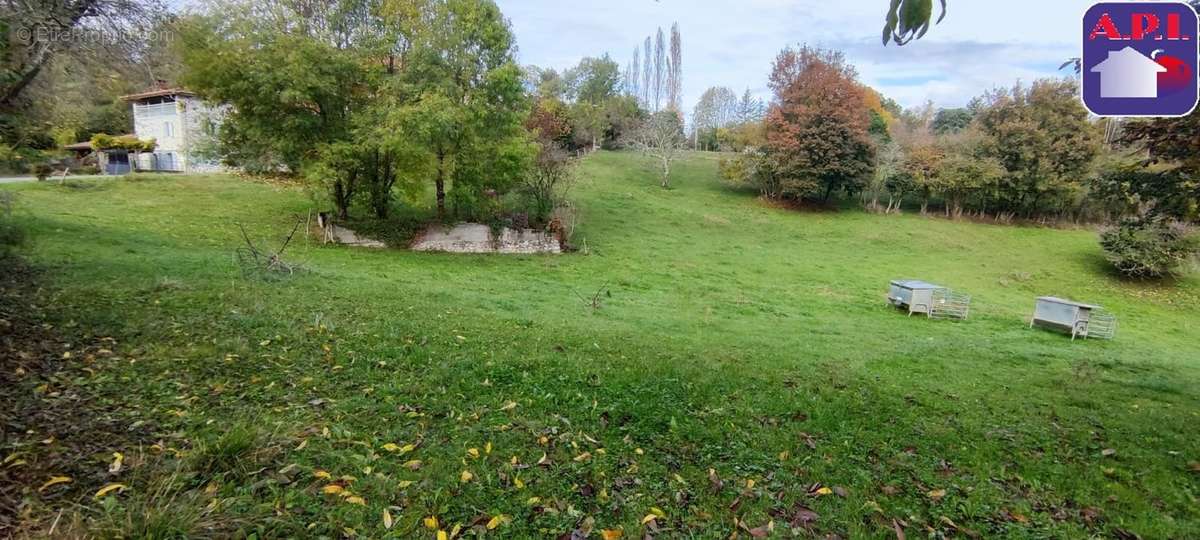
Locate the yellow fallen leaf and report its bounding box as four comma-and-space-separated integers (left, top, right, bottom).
450, 524, 462, 538
460, 470, 474, 483
39, 476, 71, 492
574, 452, 592, 462
345, 495, 366, 505
403, 460, 423, 470
928, 489, 947, 500
424, 516, 440, 530
382, 443, 401, 452
109, 452, 124, 473
485, 441, 493, 455
398, 480, 414, 489
526, 496, 541, 505
500, 401, 518, 411
322, 485, 345, 495
635, 448, 644, 455
467, 448, 480, 459
437, 531, 448, 540
514, 475, 525, 489
486, 514, 511, 530
382, 508, 394, 529
640, 514, 657, 525
650, 506, 666, 518
313, 470, 332, 480
94, 483, 127, 499
399, 443, 416, 454
815, 487, 833, 496
601, 529, 624, 540
745, 479, 755, 489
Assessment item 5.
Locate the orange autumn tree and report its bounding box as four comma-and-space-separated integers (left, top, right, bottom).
763, 45, 876, 203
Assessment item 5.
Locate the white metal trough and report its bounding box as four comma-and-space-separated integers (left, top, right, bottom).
1030, 297, 1116, 340
888, 280, 970, 320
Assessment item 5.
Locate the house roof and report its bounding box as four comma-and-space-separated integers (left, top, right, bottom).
120, 87, 196, 102
1091, 47, 1167, 74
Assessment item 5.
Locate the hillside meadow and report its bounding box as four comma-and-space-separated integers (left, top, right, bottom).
2, 151, 1198, 538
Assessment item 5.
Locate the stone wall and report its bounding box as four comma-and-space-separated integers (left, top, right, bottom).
411, 223, 562, 254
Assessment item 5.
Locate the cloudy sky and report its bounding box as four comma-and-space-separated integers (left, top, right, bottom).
497, 0, 1093, 114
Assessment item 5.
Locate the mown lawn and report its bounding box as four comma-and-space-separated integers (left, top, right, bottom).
3, 151, 1199, 538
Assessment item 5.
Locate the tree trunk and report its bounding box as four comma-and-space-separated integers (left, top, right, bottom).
435, 150, 447, 218
660, 157, 671, 189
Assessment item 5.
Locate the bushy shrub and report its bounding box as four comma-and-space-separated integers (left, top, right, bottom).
1100, 217, 1199, 278
33, 163, 53, 181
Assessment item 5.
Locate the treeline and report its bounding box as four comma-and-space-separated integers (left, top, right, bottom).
716, 44, 1199, 279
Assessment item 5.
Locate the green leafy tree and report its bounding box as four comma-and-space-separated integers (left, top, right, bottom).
931, 108, 973, 135
384, 0, 533, 218
181, 0, 530, 220
565, 55, 622, 105
973, 79, 1100, 217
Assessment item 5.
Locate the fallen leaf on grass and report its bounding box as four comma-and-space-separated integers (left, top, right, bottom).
927, 489, 947, 501
382, 509, 394, 529
1101, 448, 1117, 457
467, 448, 480, 459
486, 514, 511, 530
1189, 461, 1200, 473
314, 470, 332, 480
39, 476, 72, 492
109, 452, 124, 473
424, 516, 440, 530
500, 401, 518, 411
94, 483, 127, 499
460, 470, 474, 483
345, 495, 366, 506
403, 460, 422, 470
741, 520, 774, 538
322, 485, 345, 495
939, 516, 980, 538
892, 518, 907, 540
574, 452, 592, 462
814, 486, 833, 496
600, 529, 623, 539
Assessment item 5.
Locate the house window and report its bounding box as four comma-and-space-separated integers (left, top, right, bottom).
164, 122, 174, 137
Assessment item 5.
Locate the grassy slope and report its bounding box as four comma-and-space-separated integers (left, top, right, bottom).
5, 152, 1199, 538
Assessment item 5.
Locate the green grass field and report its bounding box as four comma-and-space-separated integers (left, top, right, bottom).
3, 151, 1199, 538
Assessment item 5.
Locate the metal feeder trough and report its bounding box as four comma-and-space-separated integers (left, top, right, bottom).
1030, 297, 1116, 340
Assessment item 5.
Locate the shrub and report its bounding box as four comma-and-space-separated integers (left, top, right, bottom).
717, 152, 754, 190
33, 163, 52, 181
1100, 217, 1199, 279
